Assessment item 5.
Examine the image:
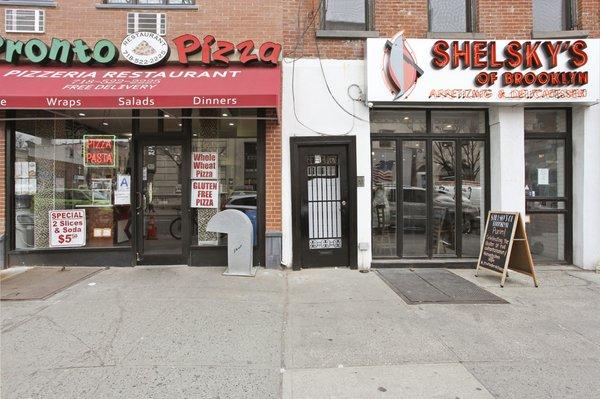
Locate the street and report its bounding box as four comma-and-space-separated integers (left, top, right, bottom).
1, 266, 599, 398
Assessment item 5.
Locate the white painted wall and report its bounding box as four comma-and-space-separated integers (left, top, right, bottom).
489, 106, 526, 215
281, 58, 371, 269
572, 104, 600, 270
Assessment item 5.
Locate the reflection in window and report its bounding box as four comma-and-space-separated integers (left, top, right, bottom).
524, 109, 567, 133
370, 110, 426, 134
13, 110, 132, 250
371, 140, 396, 257
429, 0, 472, 33
533, 0, 573, 31
323, 0, 368, 31
431, 110, 485, 134
191, 109, 258, 247
402, 141, 427, 257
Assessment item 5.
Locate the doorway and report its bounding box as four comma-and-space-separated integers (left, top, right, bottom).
135, 139, 190, 265
370, 109, 490, 261
291, 137, 357, 269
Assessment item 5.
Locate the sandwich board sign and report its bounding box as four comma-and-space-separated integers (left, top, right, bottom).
475, 211, 539, 287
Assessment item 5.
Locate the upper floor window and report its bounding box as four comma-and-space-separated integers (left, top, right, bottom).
127, 12, 166, 35
4, 8, 44, 33
533, 0, 576, 31
322, 0, 370, 31
104, 0, 195, 4
428, 0, 476, 33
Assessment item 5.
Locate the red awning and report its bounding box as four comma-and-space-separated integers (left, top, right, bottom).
0, 64, 280, 109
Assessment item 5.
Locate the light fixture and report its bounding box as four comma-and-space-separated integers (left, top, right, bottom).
222, 113, 229, 117
102, 122, 109, 126
164, 114, 170, 118
193, 133, 198, 137
445, 124, 453, 128
78, 112, 86, 117
178, 123, 182, 127
229, 122, 235, 126
403, 116, 409, 120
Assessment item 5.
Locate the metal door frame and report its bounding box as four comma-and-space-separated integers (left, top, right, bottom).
370, 108, 491, 261
290, 136, 357, 270
133, 136, 191, 265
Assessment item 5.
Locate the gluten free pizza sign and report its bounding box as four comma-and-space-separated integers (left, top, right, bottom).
49, 210, 86, 247
191, 180, 219, 208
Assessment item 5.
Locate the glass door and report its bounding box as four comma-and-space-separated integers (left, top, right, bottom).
136, 140, 188, 264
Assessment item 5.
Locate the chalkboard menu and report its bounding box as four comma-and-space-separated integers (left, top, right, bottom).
478, 212, 516, 273
476, 212, 539, 287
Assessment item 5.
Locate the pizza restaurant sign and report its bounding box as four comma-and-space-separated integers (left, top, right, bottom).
0, 33, 281, 67
366, 35, 599, 103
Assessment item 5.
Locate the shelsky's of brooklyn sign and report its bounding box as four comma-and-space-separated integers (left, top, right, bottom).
0, 33, 281, 66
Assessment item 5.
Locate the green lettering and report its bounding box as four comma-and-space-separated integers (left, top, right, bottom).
92, 39, 118, 65
49, 38, 73, 64
24, 39, 49, 63
72, 39, 92, 64
5, 40, 24, 63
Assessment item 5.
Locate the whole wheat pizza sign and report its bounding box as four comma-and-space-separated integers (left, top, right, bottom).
191, 180, 219, 208
49, 210, 86, 247
191, 152, 218, 179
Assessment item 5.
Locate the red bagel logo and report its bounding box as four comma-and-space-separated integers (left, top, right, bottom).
383, 32, 424, 99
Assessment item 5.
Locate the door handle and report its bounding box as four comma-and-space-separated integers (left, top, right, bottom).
136, 192, 143, 212
341, 200, 347, 206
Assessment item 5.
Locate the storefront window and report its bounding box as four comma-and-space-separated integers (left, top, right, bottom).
431, 110, 485, 134
190, 109, 258, 246
13, 110, 132, 250
370, 110, 426, 134
524, 108, 570, 263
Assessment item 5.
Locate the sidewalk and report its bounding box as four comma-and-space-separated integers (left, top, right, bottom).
1, 266, 599, 398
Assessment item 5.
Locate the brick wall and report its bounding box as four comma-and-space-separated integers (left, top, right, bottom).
284, 0, 599, 61
265, 109, 281, 232
0, 0, 286, 236
0, 1, 283, 48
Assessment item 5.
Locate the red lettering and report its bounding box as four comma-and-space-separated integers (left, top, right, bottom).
504, 41, 522, 69
201, 35, 216, 64
259, 42, 282, 65
237, 40, 258, 64
488, 42, 503, 68
172, 34, 201, 64
543, 41, 561, 68
431, 40, 450, 68
471, 41, 487, 68
523, 41, 542, 68
569, 40, 588, 68
451, 41, 470, 68
213, 40, 234, 64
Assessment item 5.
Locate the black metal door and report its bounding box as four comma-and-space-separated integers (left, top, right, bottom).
298, 145, 349, 267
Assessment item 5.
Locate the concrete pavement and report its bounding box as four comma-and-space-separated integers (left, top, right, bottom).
1, 266, 599, 398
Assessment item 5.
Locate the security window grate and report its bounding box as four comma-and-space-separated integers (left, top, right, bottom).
127, 12, 166, 35
5, 9, 44, 33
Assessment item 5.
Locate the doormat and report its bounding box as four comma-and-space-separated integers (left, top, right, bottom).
1, 267, 104, 301
376, 268, 507, 305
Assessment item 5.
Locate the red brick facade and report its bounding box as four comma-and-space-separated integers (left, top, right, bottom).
1, 0, 599, 245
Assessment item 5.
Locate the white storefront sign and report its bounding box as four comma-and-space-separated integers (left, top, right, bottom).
49, 210, 86, 247
366, 36, 599, 104
115, 174, 131, 205
191, 152, 218, 179
191, 180, 219, 208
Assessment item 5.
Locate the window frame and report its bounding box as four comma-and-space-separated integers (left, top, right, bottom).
532, 0, 578, 32
318, 0, 376, 36
524, 107, 572, 263
428, 0, 477, 34
126, 12, 166, 36
4, 8, 45, 33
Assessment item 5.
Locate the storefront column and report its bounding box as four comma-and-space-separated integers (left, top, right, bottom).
489, 106, 525, 215
572, 104, 600, 270
265, 109, 283, 268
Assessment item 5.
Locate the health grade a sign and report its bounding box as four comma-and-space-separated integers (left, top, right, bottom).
366, 35, 599, 103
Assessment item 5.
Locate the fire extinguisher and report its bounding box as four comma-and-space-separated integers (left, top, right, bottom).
147, 212, 157, 240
